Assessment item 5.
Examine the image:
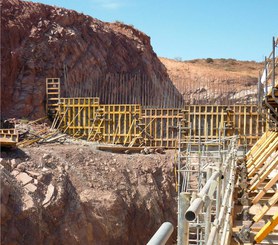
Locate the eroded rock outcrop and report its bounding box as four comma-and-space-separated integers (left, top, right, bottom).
1, 0, 183, 119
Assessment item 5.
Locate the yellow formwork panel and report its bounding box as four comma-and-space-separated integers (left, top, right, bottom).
142, 108, 184, 148
184, 105, 265, 147
100, 104, 142, 145
58, 97, 100, 137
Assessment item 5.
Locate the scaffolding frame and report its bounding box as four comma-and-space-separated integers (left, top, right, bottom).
176, 118, 238, 245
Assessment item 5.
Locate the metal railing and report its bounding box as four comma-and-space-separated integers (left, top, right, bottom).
257, 37, 278, 128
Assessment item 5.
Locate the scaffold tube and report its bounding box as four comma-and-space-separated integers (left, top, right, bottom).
147, 222, 174, 245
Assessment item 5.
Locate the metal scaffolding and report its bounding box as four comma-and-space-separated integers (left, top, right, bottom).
176, 120, 238, 245
257, 36, 278, 129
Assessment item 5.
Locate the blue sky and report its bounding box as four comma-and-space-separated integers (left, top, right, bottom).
27, 0, 278, 61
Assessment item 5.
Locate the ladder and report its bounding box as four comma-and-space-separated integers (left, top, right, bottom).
46, 78, 60, 117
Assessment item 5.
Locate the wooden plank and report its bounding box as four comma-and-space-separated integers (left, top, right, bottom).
97, 145, 157, 153
252, 191, 278, 223
252, 173, 278, 204
249, 153, 278, 191
254, 213, 278, 243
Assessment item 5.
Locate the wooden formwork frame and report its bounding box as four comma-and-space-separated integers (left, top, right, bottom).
56, 101, 266, 148
58, 97, 100, 137
244, 130, 278, 243
184, 104, 266, 147
142, 108, 184, 148
58, 100, 142, 145
46, 79, 266, 149
231, 105, 266, 146
57, 99, 184, 147
100, 104, 141, 144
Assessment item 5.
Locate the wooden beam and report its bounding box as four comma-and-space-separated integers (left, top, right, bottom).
254, 212, 278, 243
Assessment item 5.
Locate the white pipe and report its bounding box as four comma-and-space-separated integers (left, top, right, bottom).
185, 171, 220, 221
147, 222, 174, 245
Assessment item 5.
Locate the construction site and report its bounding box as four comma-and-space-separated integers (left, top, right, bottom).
1, 1, 278, 245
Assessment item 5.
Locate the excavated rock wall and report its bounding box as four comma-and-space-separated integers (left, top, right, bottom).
1, 0, 183, 119
0, 144, 177, 245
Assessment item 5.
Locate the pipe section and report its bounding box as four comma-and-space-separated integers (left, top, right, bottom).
185, 171, 220, 221
147, 222, 174, 245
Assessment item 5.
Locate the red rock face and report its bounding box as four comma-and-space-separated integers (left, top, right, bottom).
1, 0, 183, 119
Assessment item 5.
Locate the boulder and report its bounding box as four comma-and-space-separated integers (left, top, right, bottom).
16, 172, 33, 186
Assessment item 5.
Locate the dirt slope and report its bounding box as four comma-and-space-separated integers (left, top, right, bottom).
160, 57, 263, 104
1, 141, 177, 245
1, 0, 183, 119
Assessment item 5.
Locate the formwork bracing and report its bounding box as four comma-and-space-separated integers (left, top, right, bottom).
46, 78, 266, 149
234, 37, 278, 245
234, 130, 278, 244
184, 104, 266, 148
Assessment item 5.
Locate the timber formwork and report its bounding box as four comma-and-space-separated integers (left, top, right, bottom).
234, 37, 278, 244
141, 108, 184, 148
57, 97, 183, 147
46, 78, 266, 149
235, 130, 278, 244
184, 104, 266, 148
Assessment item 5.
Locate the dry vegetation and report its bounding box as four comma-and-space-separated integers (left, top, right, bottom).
160, 57, 264, 104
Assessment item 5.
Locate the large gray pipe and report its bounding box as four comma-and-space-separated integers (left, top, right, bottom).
147, 222, 174, 245
185, 171, 220, 221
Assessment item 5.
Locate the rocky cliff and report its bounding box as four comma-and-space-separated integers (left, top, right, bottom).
1, 0, 183, 119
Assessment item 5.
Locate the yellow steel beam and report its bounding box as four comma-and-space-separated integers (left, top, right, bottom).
252, 191, 278, 223
254, 212, 278, 243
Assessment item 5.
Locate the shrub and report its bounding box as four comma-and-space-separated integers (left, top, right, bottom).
206, 58, 214, 63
